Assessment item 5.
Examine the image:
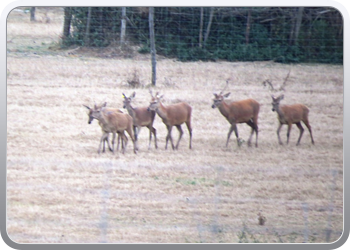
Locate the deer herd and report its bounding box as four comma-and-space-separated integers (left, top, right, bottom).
83, 83, 314, 155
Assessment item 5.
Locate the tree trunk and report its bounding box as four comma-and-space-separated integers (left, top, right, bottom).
84, 7, 92, 46
294, 7, 304, 45
62, 7, 72, 41
120, 7, 127, 47
149, 7, 156, 86
30, 7, 36, 22
199, 7, 204, 48
245, 8, 252, 45
204, 7, 214, 46
289, 7, 304, 45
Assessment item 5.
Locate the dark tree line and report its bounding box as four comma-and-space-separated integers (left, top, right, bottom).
61, 7, 343, 64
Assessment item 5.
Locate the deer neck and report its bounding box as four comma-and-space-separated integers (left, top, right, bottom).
155, 102, 168, 121
275, 105, 286, 121
96, 110, 109, 127
218, 101, 230, 119
125, 104, 136, 120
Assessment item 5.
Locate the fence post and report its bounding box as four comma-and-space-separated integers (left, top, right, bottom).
302, 202, 309, 242
149, 7, 156, 86
326, 169, 337, 242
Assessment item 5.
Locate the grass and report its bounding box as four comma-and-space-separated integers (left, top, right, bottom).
6, 7, 343, 244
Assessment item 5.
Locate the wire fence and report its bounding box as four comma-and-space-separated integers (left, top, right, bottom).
59, 7, 343, 63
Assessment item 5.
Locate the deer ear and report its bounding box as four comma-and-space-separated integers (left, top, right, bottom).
122, 93, 126, 99
279, 94, 284, 100
223, 92, 231, 98
83, 105, 91, 110
131, 91, 136, 98
102, 102, 107, 107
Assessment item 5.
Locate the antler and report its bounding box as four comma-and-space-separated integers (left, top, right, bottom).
280, 69, 291, 91
220, 80, 229, 95
149, 89, 154, 97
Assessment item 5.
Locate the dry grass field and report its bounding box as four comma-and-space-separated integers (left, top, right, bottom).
6, 7, 343, 244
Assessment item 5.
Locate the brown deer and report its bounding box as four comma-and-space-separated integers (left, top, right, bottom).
212, 82, 260, 148
84, 103, 137, 154
123, 92, 158, 150
83, 103, 128, 152
147, 91, 192, 150
271, 94, 314, 145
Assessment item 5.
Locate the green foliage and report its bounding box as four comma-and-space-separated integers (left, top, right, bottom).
63, 7, 343, 64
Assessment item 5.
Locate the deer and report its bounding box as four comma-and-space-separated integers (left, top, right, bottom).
84, 103, 137, 154
83, 103, 128, 152
271, 94, 315, 146
212, 82, 260, 148
147, 90, 192, 150
122, 92, 158, 150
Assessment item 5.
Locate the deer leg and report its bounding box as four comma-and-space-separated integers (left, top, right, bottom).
295, 122, 305, 146
226, 124, 237, 147
134, 126, 140, 151
175, 125, 183, 150
185, 121, 192, 149
246, 120, 254, 147
108, 134, 115, 152
111, 132, 117, 154
119, 132, 126, 151
303, 120, 315, 145
254, 123, 259, 147
102, 136, 109, 153
286, 123, 293, 145
152, 127, 158, 149
98, 132, 109, 154
125, 127, 137, 154
277, 123, 283, 145
124, 132, 129, 149
116, 133, 120, 151
165, 125, 174, 150
119, 131, 128, 152
102, 135, 106, 152
102, 134, 112, 153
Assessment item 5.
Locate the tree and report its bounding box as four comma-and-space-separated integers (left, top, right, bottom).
30, 7, 36, 22
84, 7, 92, 46
203, 7, 214, 47
289, 7, 304, 45
199, 7, 204, 47
62, 7, 72, 41
120, 7, 127, 47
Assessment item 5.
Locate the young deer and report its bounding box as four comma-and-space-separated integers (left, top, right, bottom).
271, 94, 314, 145
85, 103, 137, 154
122, 92, 158, 150
147, 91, 192, 150
83, 104, 128, 152
212, 82, 260, 148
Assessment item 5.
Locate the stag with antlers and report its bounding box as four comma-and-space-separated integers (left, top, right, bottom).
271, 94, 314, 146
212, 81, 260, 148
147, 90, 192, 150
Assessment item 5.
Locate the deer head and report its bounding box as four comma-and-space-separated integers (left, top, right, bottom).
122, 92, 136, 109
212, 81, 231, 109
83, 102, 107, 123
271, 94, 284, 112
